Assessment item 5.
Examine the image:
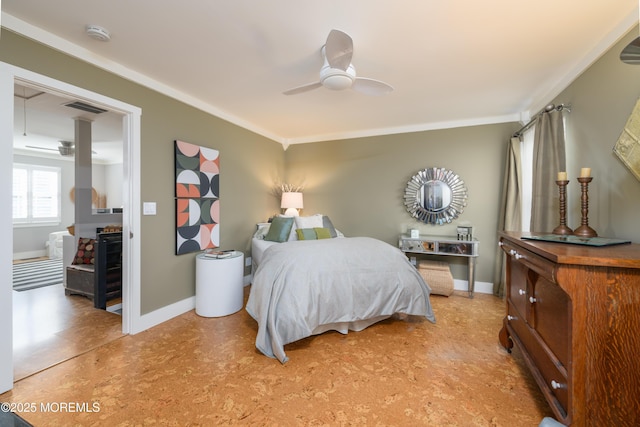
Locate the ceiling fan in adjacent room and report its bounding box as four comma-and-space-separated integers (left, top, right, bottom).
283, 29, 394, 96
26, 140, 75, 156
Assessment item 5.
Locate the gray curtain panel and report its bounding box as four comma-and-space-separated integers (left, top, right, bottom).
493, 136, 523, 297
530, 111, 566, 232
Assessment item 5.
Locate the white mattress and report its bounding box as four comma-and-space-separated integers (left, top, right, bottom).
251, 237, 278, 272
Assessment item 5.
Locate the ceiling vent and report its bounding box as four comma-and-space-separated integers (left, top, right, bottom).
64, 101, 108, 114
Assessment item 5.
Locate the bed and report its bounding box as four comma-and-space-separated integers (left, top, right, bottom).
246, 215, 436, 363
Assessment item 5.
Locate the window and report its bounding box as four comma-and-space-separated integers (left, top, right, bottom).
13, 163, 61, 226
520, 126, 535, 232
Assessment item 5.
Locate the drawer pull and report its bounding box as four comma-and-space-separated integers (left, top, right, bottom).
507, 315, 517, 321
508, 249, 524, 259
551, 380, 566, 390
498, 241, 504, 247
529, 296, 537, 304
518, 289, 526, 296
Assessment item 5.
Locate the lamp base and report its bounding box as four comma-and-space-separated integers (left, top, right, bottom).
284, 208, 300, 216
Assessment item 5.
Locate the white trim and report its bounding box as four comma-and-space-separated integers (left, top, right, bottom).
131, 297, 196, 335
282, 113, 522, 146
453, 279, 494, 295
0, 64, 15, 394
13, 250, 47, 261
0, 61, 142, 392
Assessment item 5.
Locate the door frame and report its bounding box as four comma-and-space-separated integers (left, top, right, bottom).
0, 63, 142, 393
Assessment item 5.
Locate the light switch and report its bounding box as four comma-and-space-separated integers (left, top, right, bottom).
143, 202, 157, 215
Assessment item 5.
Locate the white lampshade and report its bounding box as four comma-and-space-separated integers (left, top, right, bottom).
281, 192, 303, 216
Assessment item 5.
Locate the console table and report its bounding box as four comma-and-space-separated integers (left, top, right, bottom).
398, 234, 479, 297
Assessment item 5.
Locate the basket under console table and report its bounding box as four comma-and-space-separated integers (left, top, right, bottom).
498, 231, 640, 426
398, 234, 479, 297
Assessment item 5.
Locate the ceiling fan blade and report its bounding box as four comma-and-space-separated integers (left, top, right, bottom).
352, 77, 394, 96
325, 29, 353, 71
621, 36, 640, 64
283, 81, 323, 96
25, 145, 58, 152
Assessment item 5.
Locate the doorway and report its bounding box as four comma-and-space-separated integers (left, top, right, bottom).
0, 63, 142, 393
12, 82, 124, 380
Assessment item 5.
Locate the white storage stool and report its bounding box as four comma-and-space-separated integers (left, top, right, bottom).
195, 251, 244, 317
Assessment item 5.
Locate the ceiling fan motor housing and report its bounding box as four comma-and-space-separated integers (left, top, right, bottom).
320, 64, 356, 90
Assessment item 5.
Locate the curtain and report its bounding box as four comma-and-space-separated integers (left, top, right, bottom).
493, 137, 523, 297
530, 111, 566, 232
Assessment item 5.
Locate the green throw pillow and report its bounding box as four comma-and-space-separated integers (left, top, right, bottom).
296, 228, 317, 240
264, 216, 294, 242
314, 227, 332, 239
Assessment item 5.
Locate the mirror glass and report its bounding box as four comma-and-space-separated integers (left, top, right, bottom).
404, 167, 467, 225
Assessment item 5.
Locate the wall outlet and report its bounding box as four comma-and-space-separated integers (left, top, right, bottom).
245, 256, 252, 267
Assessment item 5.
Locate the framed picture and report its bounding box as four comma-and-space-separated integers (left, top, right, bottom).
614, 98, 640, 182
174, 140, 220, 255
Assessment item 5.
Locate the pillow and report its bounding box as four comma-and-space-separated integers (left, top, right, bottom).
314, 227, 332, 239
72, 237, 96, 265
294, 214, 324, 230
254, 223, 270, 239
296, 228, 317, 240
322, 216, 338, 238
264, 216, 295, 242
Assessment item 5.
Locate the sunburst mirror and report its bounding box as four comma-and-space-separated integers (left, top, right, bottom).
404, 167, 468, 225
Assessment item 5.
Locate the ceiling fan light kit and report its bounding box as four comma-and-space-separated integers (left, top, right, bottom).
320, 62, 356, 90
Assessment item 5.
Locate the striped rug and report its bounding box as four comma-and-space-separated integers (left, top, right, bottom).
13, 258, 64, 292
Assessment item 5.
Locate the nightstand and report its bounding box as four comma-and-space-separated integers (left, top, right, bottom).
195, 251, 244, 317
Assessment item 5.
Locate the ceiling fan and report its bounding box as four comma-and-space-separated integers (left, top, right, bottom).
26, 140, 75, 156
283, 29, 394, 96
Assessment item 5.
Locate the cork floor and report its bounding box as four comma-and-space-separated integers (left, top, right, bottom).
3, 288, 554, 426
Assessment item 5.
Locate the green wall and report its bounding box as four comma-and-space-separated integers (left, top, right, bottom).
284, 124, 517, 284
553, 27, 640, 242
1, 29, 284, 314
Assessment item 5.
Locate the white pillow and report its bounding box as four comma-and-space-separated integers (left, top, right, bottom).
294, 214, 324, 230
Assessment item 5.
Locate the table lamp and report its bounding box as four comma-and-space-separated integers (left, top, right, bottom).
281, 192, 303, 216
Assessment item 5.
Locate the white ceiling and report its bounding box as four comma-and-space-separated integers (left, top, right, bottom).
2, 1, 638, 148
13, 83, 124, 164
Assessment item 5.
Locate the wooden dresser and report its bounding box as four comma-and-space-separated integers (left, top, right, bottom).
498, 231, 640, 426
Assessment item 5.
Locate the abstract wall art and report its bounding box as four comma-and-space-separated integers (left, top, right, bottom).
175, 140, 220, 255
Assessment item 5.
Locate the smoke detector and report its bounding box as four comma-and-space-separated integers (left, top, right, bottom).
86, 25, 111, 42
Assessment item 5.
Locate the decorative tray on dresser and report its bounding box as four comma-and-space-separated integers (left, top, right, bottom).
498, 231, 640, 426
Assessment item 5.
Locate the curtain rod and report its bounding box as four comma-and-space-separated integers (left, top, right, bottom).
513, 103, 571, 138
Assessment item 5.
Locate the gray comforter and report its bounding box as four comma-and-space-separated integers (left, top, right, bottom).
246, 237, 436, 363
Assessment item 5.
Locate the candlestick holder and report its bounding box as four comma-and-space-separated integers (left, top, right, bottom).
573, 176, 597, 238
552, 180, 573, 235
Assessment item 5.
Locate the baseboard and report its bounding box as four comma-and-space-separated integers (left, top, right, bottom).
13, 250, 47, 261
130, 296, 195, 335
453, 279, 494, 295
130, 275, 252, 335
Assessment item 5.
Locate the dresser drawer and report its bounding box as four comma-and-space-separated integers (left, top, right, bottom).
532, 275, 570, 369
507, 259, 529, 320
500, 238, 557, 284
509, 312, 569, 418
